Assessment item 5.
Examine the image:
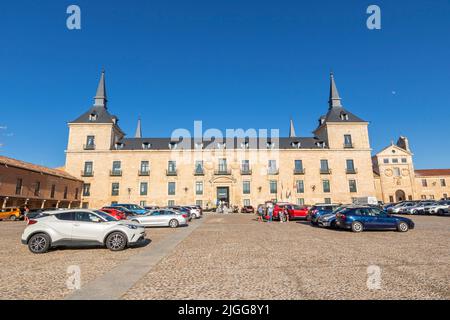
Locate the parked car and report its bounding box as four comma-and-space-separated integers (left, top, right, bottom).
168, 206, 194, 221
130, 209, 188, 228
241, 206, 255, 213
307, 204, 341, 225
335, 206, 414, 232
144, 206, 160, 211
0, 207, 22, 221
429, 200, 450, 215
184, 206, 202, 219
405, 201, 437, 215
388, 202, 417, 214
21, 209, 146, 254
107, 205, 134, 217
100, 207, 127, 220
111, 204, 148, 215
285, 204, 309, 219
317, 206, 347, 228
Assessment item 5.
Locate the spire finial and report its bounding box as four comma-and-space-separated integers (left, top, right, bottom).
289, 118, 297, 138
329, 72, 342, 109
135, 117, 142, 138
94, 70, 107, 108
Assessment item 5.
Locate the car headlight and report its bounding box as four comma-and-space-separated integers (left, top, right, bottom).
125, 224, 138, 229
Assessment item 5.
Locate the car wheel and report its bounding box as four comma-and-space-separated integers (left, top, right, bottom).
105, 232, 127, 251
330, 221, 337, 229
438, 209, 444, 216
28, 233, 51, 254
397, 222, 409, 232
351, 221, 363, 233
169, 219, 179, 228
9, 215, 17, 221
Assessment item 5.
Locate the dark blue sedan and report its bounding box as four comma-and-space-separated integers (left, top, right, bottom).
335, 207, 414, 232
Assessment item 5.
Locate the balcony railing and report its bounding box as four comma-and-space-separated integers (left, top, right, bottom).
83, 144, 96, 150
267, 169, 279, 175
344, 143, 354, 149
81, 171, 94, 177
346, 168, 358, 174
110, 170, 122, 177
240, 168, 252, 175
320, 168, 332, 174
214, 169, 232, 175
194, 169, 205, 176
166, 169, 178, 176
138, 170, 150, 176
294, 168, 305, 175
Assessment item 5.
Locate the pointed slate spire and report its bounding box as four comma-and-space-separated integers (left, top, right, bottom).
289, 118, 297, 138
93, 70, 107, 108
135, 118, 142, 138
328, 72, 342, 109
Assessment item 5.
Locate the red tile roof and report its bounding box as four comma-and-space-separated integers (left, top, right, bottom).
415, 169, 450, 177
0, 155, 81, 181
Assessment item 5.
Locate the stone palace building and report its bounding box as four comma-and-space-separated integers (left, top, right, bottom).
63, 72, 450, 209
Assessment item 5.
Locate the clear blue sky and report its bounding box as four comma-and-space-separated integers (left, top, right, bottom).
0, 0, 449, 169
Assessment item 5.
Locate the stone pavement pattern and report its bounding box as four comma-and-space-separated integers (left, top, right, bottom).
123, 214, 450, 300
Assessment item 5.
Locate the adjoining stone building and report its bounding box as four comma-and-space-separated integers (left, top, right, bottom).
63, 72, 450, 209
0, 155, 83, 209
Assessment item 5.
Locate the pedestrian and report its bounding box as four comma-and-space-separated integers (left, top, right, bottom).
257, 206, 264, 222
279, 208, 284, 223
284, 207, 290, 222
23, 205, 30, 223
267, 206, 273, 223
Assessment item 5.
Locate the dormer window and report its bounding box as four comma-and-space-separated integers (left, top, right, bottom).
291, 141, 301, 149
115, 142, 124, 150
266, 142, 275, 149
319, 117, 325, 126
89, 113, 98, 121
142, 142, 152, 150
112, 117, 118, 125
195, 142, 204, 150
340, 113, 349, 121
316, 141, 326, 148
240, 142, 249, 149
169, 142, 178, 150
216, 143, 226, 149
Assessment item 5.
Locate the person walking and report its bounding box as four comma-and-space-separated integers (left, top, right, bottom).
279, 208, 284, 223
257, 206, 264, 222
267, 206, 273, 223
284, 207, 290, 223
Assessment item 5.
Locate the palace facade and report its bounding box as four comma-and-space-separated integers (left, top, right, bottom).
63, 72, 450, 209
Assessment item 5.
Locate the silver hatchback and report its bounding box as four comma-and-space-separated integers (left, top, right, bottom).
130, 209, 188, 228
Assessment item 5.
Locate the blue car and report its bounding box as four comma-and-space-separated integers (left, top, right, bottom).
308, 204, 341, 225
335, 207, 414, 233
111, 203, 148, 215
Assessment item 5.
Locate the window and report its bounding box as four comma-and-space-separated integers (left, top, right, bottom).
82, 184, 91, 197
89, 113, 97, 121
142, 142, 151, 150
112, 161, 121, 174
392, 158, 399, 163
444, 193, 448, 199
84, 161, 93, 176
196, 182, 203, 195
296, 180, 304, 193
55, 212, 76, 221
394, 168, 401, 177
140, 201, 146, 207
243, 199, 251, 206
75, 188, 79, 200
195, 161, 204, 174
430, 195, 435, 200
168, 200, 175, 207
196, 200, 203, 208
243, 181, 251, 194
168, 161, 177, 173
218, 158, 228, 172
168, 182, 176, 195
324, 198, 331, 204
140, 161, 150, 174
111, 183, 120, 196
63, 186, 68, 199
349, 180, 357, 193
140, 182, 148, 196
297, 198, 305, 206
241, 160, 250, 172
344, 134, 353, 147
441, 179, 446, 187
323, 180, 331, 193
15, 178, 22, 195
346, 159, 355, 172
50, 184, 56, 198
294, 160, 304, 173
421, 195, 426, 200
401, 158, 407, 163
269, 180, 277, 194
389, 196, 394, 203
320, 160, 329, 173
34, 181, 41, 196
85, 136, 95, 149
422, 179, 428, 187
268, 160, 278, 174
383, 158, 389, 164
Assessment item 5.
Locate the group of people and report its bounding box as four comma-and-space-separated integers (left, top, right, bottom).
257, 205, 289, 223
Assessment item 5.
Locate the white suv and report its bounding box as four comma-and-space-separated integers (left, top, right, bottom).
21, 209, 146, 254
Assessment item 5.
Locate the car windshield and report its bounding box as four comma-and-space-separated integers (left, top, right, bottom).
94, 210, 118, 221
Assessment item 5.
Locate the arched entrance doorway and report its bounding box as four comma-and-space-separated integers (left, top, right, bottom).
395, 190, 406, 202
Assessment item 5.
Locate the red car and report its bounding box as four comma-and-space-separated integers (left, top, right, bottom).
100, 207, 127, 220
285, 204, 309, 219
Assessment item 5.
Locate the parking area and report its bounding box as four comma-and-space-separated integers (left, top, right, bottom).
1, 214, 449, 300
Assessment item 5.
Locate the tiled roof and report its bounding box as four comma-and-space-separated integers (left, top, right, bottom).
0, 156, 82, 181
415, 169, 450, 177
